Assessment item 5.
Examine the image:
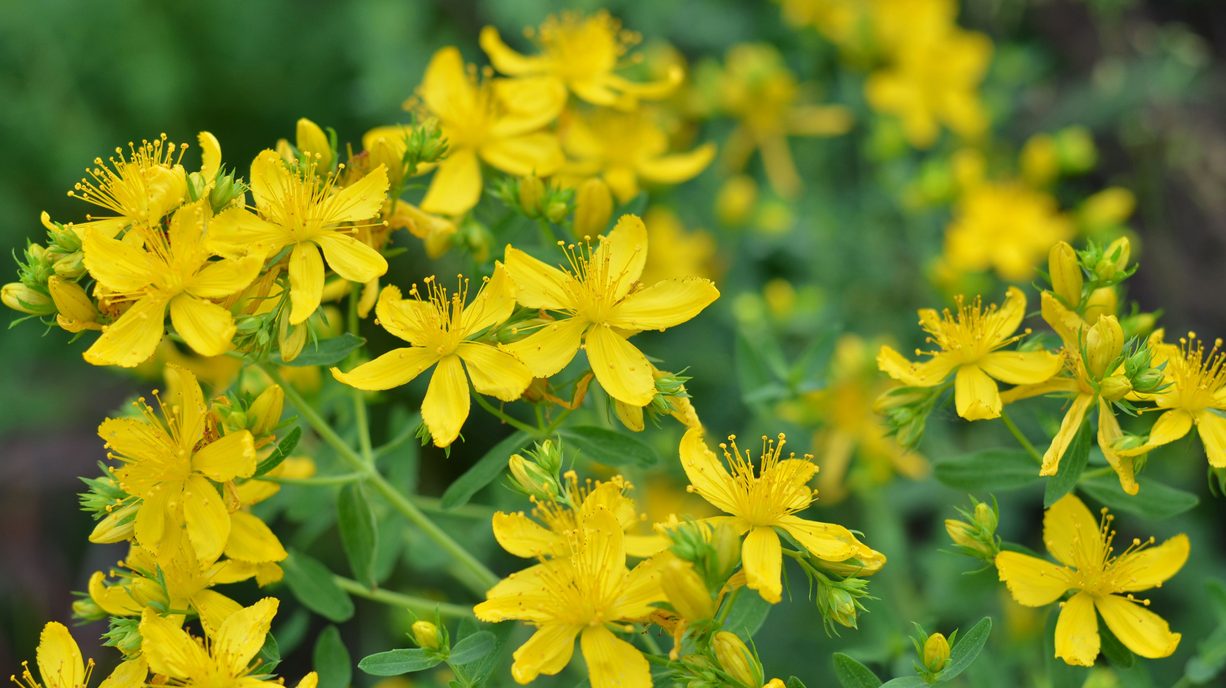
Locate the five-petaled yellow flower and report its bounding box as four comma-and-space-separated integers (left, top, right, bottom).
503, 214, 719, 406
102, 365, 256, 564
475, 508, 663, 687
331, 266, 532, 447
414, 47, 565, 217
679, 427, 885, 603
878, 287, 1062, 421
13, 621, 146, 688
209, 149, 390, 324
67, 133, 188, 238
81, 201, 261, 368
996, 494, 1188, 666
480, 11, 681, 109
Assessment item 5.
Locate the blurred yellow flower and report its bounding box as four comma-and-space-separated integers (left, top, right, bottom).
943, 182, 1072, 282
639, 207, 718, 285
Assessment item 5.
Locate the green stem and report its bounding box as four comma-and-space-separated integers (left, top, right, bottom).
334, 576, 473, 619
473, 393, 539, 435
263, 472, 367, 486
715, 586, 742, 626
261, 364, 499, 594
1000, 410, 1043, 464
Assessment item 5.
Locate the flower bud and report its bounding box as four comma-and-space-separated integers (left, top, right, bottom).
1131, 368, 1165, 394
297, 117, 333, 170
48, 276, 100, 332
574, 178, 613, 236
716, 175, 757, 226
1048, 242, 1083, 307
72, 596, 105, 622
2, 282, 54, 316
1079, 187, 1135, 230
518, 174, 545, 216
411, 620, 442, 651
88, 502, 138, 544
532, 439, 564, 475
249, 384, 285, 436
1055, 126, 1097, 173
544, 200, 569, 224
660, 556, 715, 622
278, 315, 307, 363
507, 453, 557, 501
1021, 133, 1059, 187
209, 172, 243, 213
825, 587, 859, 629
1083, 287, 1117, 325
712, 632, 762, 688
1086, 315, 1124, 379
972, 502, 997, 532
1093, 237, 1131, 283
923, 632, 951, 673
1099, 375, 1132, 402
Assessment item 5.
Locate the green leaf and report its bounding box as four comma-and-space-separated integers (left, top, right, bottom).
337, 483, 378, 587
1079, 474, 1198, 519
939, 617, 991, 681
735, 329, 790, 405
723, 590, 772, 640
933, 448, 1037, 492
448, 631, 497, 665
440, 430, 530, 509
556, 426, 656, 467
832, 653, 883, 688
786, 678, 807, 688
257, 633, 281, 676
879, 678, 926, 688
1185, 579, 1226, 683
1098, 617, 1135, 668
279, 333, 365, 367
1044, 421, 1091, 507
358, 648, 443, 676
282, 550, 354, 622
313, 626, 352, 688
255, 426, 302, 476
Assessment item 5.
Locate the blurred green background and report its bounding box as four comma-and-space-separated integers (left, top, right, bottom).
4, 0, 1226, 684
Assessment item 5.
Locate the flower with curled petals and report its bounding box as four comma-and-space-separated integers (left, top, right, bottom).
13, 621, 146, 688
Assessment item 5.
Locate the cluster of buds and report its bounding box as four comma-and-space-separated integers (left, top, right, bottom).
667, 520, 741, 593
1048, 237, 1136, 317
813, 570, 874, 633
78, 464, 138, 545
2, 214, 92, 325
875, 385, 942, 449
216, 383, 285, 447
496, 174, 572, 225
506, 440, 566, 502
945, 496, 1000, 563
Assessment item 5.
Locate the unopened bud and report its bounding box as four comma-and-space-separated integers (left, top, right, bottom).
88, 502, 138, 544
508, 454, 557, 501
296, 117, 333, 170
1021, 133, 1059, 187
716, 175, 757, 226
1055, 126, 1097, 173
1093, 237, 1131, 283
278, 315, 307, 363
411, 620, 442, 651
712, 632, 762, 688
72, 596, 105, 622
1131, 368, 1165, 394
544, 200, 568, 224
209, 173, 242, 213
659, 556, 715, 622
532, 439, 563, 474
1083, 287, 1117, 325
2, 282, 54, 316
48, 276, 100, 332
249, 384, 284, 436
923, 632, 951, 673
1099, 375, 1132, 402
1048, 242, 1083, 307
518, 175, 545, 216
574, 178, 613, 236
52, 252, 85, 279
1086, 315, 1124, 379
972, 502, 997, 532
825, 587, 858, 629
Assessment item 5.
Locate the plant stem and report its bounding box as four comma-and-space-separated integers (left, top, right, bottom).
473, 393, 539, 435
1000, 410, 1043, 464
263, 472, 367, 486
334, 575, 474, 619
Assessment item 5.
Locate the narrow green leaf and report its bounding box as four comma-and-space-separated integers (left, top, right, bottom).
939, 617, 992, 681
878, 678, 926, 688
786, 678, 807, 688
313, 626, 352, 688
358, 648, 442, 676
933, 448, 1037, 492
279, 333, 366, 367
282, 550, 354, 622
557, 426, 656, 467
1044, 421, 1091, 507
337, 483, 378, 587
255, 426, 302, 476
1079, 474, 1198, 519
448, 631, 497, 665
832, 653, 883, 688
723, 590, 772, 640
440, 431, 530, 509
1098, 617, 1135, 668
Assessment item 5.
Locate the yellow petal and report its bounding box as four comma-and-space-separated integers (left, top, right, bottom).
584, 324, 655, 406
170, 294, 236, 357
296, 118, 333, 169
614, 554, 668, 617
83, 294, 168, 368
374, 285, 435, 345
187, 256, 261, 299
877, 345, 956, 387
608, 277, 719, 331
82, 229, 154, 292
1096, 593, 1181, 659
206, 207, 286, 258
199, 131, 222, 180
315, 233, 388, 283
954, 365, 1002, 420
134, 484, 174, 552
192, 431, 256, 482
165, 364, 208, 451
295, 672, 319, 688
986, 286, 1027, 342
480, 133, 564, 177
97, 658, 148, 688
614, 399, 645, 432
1109, 533, 1189, 593
1040, 394, 1093, 477
99, 416, 174, 465
331, 347, 437, 390
183, 473, 230, 564
216, 598, 279, 676
249, 149, 291, 215
679, 428, 739, 515
580, 625, 652, 688
636, 143, 716, 185
288, 242, 325, 324
459, 342, 533, 401
503, 316, 587, 378
1041, 291, 1084, 348
776, 515, 859, 562
742, 526, 783, 604
1054, 591, 1100, 667
1098, 398, 1138, 495
475, 561, 560, 624
593, 214, 648, 302
89, 571, 142, 616
478, 25, 544, 76
421, 149, 482, 216
1121, 409, 1194, 457
1196, 410, 1226, 468
325, 165, 389, 224
511, 624, 580, 684
1043, 494, 1102, 568
461, 263, 516, 336
980, 350, 1062, 385
36, 622, 85, 688
503, 246, 575, 310
995, 551, 1071, 606
139, 608, 207, 679
422, 354, 469, 447
490, 77, 567, 137
492, 511, 562, 558
420, 47, 476, 123
191, 589, 243, 638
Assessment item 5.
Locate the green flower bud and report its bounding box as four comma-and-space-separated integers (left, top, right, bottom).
923, 632, 951, 673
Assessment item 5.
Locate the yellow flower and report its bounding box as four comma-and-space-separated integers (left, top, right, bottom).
714, 43, 852, 197
79, 201, 261, 367
679, 428, 884, 603
413, 47, 565, 216
208, 149, 389, 324
331, 266, 532, 447
559, 108, 715, 203
66, 133, 189, 238
1116, 331, 1226, 467
996, 494, 1188, 666
493, 474, 666, 560
943, 182, 1072, 282
474, 508, 663, 687
639, 207, 718, 286
502, 214, 719, 406
878, 287, 1062, 421
865, 26, 991, 148
13, 622, 146, 688
101, 365, 256, 563
480, 11, 681, 108
139, 598, 289, 687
